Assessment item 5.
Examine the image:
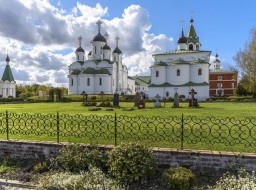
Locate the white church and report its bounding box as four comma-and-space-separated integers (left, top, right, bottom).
0, 54, 16, 98
68, 20, 136, 95
148, 18, 211, 100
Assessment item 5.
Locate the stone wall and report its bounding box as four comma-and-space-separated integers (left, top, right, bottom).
1, 140, 256, 175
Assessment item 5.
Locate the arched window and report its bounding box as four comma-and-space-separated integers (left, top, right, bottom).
166, 91, 169, 97
95, 46, 97, 54
77, 55, 79, 60
87, 78, 90, 86
198, 68, 202, 76
196, 44, 200, 50
156, 70, 159, 77
189, 44, 193, 50
71, 78, 73, 86
99, 78, 102, 85
177, 69, 180, 76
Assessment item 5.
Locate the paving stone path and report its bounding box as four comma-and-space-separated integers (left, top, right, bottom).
0, 179, 35, 190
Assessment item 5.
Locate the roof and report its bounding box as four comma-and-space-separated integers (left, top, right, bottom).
82, 67, 111, 75
103, 44, 111, 50
148, 81, 208, 87
6, 55, 10, 62
113, 47, 122, 54
70, 69, 81, 75
178, 29, 187, 44
131, 76, 151, 85
1, 65, 14, 81
210, 69, 237, 74
76, 47, 85, 52
187, 18, 200, 44
93, 33, 106, 42
153, 50, 211, 56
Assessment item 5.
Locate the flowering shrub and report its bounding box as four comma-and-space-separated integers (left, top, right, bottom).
163, 167, 196, 190
36, 167, 124, 190
208, 169, 256, 190
108, 142, 156, 185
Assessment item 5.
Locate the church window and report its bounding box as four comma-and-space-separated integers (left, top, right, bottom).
198, 68, 202, 76
196, 44, 199, 50
95, 46, 97, 54
156, 70, 159, 77
87, 78, 90, 86
189, 44, 193, 50
217, 83, 222, 88
166, 91, 169, 97
113, 79, 114, 86
77, 55, 79, 60
177, 69, 180, 76
71, 78, 74, 86
99, 78, 102, 85
217, 76, 222, 80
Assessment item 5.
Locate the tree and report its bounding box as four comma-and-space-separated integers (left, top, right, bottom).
234, 29, 256, 96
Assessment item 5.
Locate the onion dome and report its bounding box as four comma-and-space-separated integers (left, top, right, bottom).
214, 53, 220, 63
113, 47, 122, 54
76, 47, 85, 52
103, 44, 111, 50
93, 33, 106, 42
6, 54, 10, 62
88, 51, 92, 55
178, 29, 187, 44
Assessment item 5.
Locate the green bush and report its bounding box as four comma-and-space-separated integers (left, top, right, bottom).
51, 144, 107, 173
108, 142, 156, 185
33, 161, 49, 174
82, 101, 97, 106
97, 101, 112, 107
163, 167, 196, 190
36, 167, 124, 190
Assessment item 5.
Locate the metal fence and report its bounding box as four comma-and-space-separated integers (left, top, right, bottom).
1, 111, 256, 151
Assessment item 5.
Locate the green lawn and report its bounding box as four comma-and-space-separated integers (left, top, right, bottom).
0, 101, 256, 118
0, 101, 256, 153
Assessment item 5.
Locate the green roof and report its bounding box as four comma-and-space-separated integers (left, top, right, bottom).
155, 61, 168, 66
131, 76, 151, 85
153, 50, 211, 56
1, 65, 14, 81
70, 69, 81, 75
148, 81, 208, 87
82, 67, 111, 75
210, 69, 237, 74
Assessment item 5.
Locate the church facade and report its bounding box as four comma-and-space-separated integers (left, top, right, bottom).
68, 20, 135, 95
0, 54, 16, 98
148, 19, 210, 100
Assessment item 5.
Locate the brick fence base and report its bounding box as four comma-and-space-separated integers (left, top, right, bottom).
1, 140, 256, 175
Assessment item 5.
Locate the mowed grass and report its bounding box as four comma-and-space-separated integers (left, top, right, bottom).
0, 101, 256, 118
1, 101, 256, 153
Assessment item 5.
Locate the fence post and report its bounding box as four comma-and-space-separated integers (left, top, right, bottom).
114, 112, 117, 146
180, 113, 184, 150
57, 111, 60, 143
6, 110, 9, 140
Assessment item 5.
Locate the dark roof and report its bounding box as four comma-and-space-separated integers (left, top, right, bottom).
82, 67, 111, 75
148, 82, 208, 87
103, 44, 111, 50
1, 65, 14, 81
88, 51, 92, 55
93, 33, 106, 42
76, 47, 85, 52
70, 69, 81, 75
113, 47, 122, 54
178, 29, 187, 44
6, 55, 10, 62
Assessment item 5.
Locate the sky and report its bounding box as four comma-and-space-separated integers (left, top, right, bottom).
0, 0, 255, 87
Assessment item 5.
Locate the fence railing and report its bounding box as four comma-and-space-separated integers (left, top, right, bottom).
1, 111, 256, 151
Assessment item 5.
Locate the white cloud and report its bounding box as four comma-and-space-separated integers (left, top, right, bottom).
0, 1, 174, 86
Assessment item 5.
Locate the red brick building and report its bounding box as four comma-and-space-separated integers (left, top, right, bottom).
209, 54, 238, 97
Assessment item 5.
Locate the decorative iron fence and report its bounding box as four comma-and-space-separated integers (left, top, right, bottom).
1, 111, 256, 151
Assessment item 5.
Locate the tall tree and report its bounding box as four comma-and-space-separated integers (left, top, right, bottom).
234, 29, 256, 96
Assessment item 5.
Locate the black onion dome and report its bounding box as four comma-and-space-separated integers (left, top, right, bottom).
113, 47, 122, 54
178, 29, 187, 44
76, 47, 85, 52
103, 44, 111, 50
93, 33, 106, 42
6, 55, 10, 62
178, 36, 187, 44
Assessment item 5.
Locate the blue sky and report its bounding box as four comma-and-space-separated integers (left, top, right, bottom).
0, 0, 255, 86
